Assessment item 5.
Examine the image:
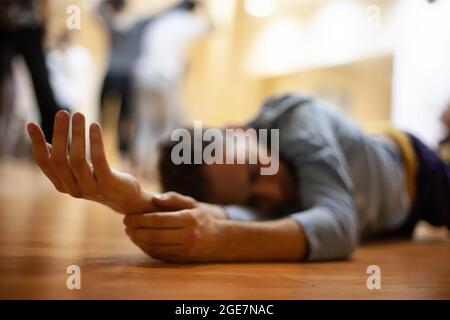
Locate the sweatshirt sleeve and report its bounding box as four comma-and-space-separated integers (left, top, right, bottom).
224, 205, 262, 221
277, 101, 359, 261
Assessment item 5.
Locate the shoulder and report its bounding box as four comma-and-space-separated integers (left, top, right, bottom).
249, 93, 327, 130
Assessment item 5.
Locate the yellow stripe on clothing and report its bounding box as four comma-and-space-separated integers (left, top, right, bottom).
364, 123, 418, 203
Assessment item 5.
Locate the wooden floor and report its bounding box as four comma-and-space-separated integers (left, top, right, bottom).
0, 160, 449, 300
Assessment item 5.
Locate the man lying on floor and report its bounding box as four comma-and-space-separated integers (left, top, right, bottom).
26, 94, 450, 263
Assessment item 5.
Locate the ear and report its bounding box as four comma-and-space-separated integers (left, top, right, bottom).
152, 192, 197, 210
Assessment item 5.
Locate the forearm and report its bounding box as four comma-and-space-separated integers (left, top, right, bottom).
217, 218, 308, 262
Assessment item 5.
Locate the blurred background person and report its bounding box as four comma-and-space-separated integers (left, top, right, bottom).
0, 0, 66, 147
132, 0, 210, 177
47, 31, 93, 121
97, 0, 154, 160
0, 33, 15, 158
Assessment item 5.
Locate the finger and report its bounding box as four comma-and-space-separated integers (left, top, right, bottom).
27, 123, 66, 192
89, 122, 112, 183
123, 210, 194, 229
152, 192, 196, 210
69, 113, 97, 195
50, 110, 81, 197
127, 227, 186, 245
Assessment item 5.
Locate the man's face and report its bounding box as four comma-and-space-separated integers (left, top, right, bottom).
202, 141, 298, 214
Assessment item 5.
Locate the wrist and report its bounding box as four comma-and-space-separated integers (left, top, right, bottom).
128, 190, 157, 214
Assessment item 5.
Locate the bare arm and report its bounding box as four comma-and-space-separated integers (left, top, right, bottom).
124, 193, 308, 262
218, 218, 307, 262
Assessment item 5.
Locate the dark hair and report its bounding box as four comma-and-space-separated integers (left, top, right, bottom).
157, 128, 210, 201
176, 0, 198, 11
108, 0, 126, 12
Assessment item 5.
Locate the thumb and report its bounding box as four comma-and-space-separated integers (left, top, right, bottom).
152, 192, 197, 210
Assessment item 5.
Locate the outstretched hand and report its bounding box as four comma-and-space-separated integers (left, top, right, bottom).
27, 110, 155, 214
124, 192, 227, 262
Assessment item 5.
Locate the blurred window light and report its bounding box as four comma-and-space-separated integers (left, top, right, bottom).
310, 1, 366, 66
244, 0, 275, 18
246, 18, 305, 76
246, 1, 377, 76
392, 0, 450, 147
208, 0, 236, 29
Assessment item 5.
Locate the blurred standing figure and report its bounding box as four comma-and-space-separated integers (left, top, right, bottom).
97, 0, 153, 158
0, 0, 65, 144
439, 105, 450, 163
133, 0, 209, 177
0, 28, 15, 157
47, 32, 93, 117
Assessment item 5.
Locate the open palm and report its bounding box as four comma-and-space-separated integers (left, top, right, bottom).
27, 111, 155, 214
